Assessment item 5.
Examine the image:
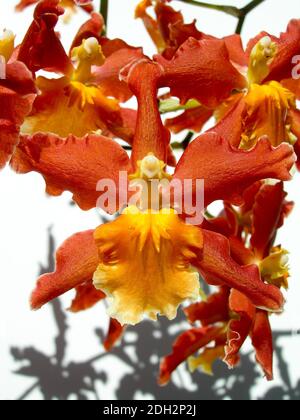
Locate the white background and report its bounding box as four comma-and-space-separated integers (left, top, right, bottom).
0, 0, 300, 400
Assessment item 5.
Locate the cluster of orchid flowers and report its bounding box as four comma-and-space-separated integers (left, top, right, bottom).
1, 0, 300, 386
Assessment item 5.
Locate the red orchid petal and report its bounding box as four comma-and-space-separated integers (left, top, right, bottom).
281, 200, 294, 222
17, 0, 72, 75
295, 141, 300, 170
135, 0, 166, 53
223, 34, 247, 67
70, 12, 104, 52
166, 106, 213, 134
201, 205, 238, 238
154, 0, 184, 42
174, 133, 295, 207
184, 287, 230, 325
0, 86, 34, 126
159, 325, 223, 385
124, 60, 169, 165
195, 229, 284, 312
0, 120, 19, 169
289, 108, 300, 169
4, 62, 37, 96
210, 95, 245, 148
266, 20, 300, 83
31, 230, 99, 309
240, 181, 263, 215
119, 105, 175, 166
166, 21, 212, 59
99, 38, 138, 58
228, 236, 255, 266
155, 38, 246, 108
104, 319, 125, 351
251, 182, 286, 259
69, 281, 105, 313
90, 47, 144, 102
152, 0, 212, 59
106, 108, 137, 144
0, 86, 35, 169
11, 133, 132, 211
224, 290, 256, 368
251, 310, 273, 381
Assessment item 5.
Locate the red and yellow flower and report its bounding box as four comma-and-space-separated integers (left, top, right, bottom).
16, 0, 142, 143
0, 0, 298, 384
147, 2, 300, 155
11, 58, 295, 327
0, 29, 36, 169
160, 181, 291, 384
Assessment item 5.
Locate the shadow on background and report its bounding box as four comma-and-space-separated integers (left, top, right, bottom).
10, 229, 300, 400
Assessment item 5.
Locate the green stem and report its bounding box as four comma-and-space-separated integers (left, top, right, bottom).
172, 131, 194, 150
100, 0, 109, 34
177, 0, 240, 17
178, 0, 267, 34
236, 0, 266, 34
242, 0, 266, 14
235, 15, 246, 34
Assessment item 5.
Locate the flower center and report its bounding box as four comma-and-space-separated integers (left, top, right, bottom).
247, 36, 277, 85
0, 29, 15, 62
129, 153, 172, 212
93, 205, 203, 325
71, 37, 105, 83
240, 81, 297, 149
259, 247, 289, 289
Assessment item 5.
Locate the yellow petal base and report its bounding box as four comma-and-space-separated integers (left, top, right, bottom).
0, 29, 15, 62
93, 206, 203, 325
22, 77, 119, 138
260, 247, 289, 290
240, 81, 296, 149
188, 345, 225, 376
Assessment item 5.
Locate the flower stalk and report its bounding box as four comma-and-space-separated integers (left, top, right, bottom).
177, 0, 267, 33
99, 0, 109, 34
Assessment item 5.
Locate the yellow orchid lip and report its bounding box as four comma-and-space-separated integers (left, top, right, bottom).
240, 81, 297, 150
0, 29, 15, 62
71, 37, 105, 83
247, 36, 278, 85
259, 247, 290, 289
93, 205, 203, 325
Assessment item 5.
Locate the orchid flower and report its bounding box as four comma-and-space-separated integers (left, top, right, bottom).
146, 1, 300, 156
10, 55, 295, 326
16, 0, 142, 142
136, 0, 212, 58
160, 181, 292, 384
0, 28, 36, 169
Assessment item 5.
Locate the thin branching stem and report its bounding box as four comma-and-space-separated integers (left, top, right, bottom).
99, 0, 109, 34
236, 0, 266, 33
177, 0, 240, 17
177, 0, 267, 34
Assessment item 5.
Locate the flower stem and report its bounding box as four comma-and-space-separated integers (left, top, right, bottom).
177, 0, 240, 17
235, 15, 246, 34
235, 0, 266, 34
242, 0, 266, 14
177, 0, 267, 34
100, 0, 109, 34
